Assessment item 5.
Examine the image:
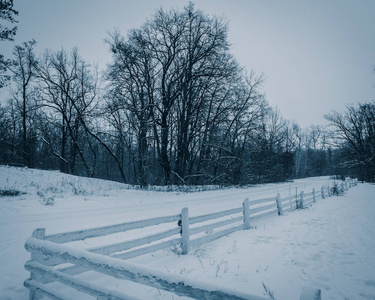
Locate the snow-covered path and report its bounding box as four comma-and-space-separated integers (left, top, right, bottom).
0, 166, 374, 299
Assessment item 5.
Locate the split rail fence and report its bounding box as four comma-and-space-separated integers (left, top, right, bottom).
24, 178, 357, 300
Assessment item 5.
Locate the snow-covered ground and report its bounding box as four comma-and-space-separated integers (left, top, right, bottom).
0, 165, 374, 300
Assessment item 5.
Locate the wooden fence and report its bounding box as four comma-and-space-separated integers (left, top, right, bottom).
24, 178, 357, 299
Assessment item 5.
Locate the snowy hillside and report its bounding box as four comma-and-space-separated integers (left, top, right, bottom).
0, 166, 374, 299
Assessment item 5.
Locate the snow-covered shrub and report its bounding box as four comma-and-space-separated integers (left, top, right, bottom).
0, 189, 25, 197
39, 196, 55, 206
37, 190, 55, 205
144, 184, 223, 193
46, 185, 62, 194
330, 181, 344, 196
71, 182, 88, 196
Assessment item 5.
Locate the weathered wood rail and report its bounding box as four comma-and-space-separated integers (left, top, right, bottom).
25, 178, 357, 299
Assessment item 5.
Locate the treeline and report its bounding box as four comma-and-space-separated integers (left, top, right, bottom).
0, 4, 373, 185
325, 102, 375, 182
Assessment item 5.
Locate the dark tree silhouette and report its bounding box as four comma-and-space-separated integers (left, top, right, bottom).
326, 102, 375, 182
0, 0, 18, 41
0, 0, 18, 87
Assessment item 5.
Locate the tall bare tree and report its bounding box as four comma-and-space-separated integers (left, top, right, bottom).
326, 101, 375, 181
0, 40, 37, 166
35, 48, 97, 176
106, 3, 243, 185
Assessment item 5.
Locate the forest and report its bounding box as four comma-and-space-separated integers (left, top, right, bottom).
1, 2, 374, 186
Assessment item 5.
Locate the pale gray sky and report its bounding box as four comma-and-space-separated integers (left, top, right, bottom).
2, 0, 375, 127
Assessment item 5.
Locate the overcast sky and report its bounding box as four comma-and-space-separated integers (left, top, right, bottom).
2, 0, 375, 127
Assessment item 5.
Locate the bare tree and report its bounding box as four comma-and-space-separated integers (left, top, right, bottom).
0, 40, 37, 166
35, 48, 97, 176
106, 3, 244, 185
326, 102, 375, 181
106, 30, 156, 186
0, 0, 18, 41
0, 0, 18, 87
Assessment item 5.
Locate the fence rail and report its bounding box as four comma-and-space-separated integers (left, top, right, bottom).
25, 178, 357, 299
45, 214, 181, 244
25, 236, 267, 300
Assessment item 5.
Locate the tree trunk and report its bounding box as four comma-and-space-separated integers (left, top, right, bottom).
160, 112, 171, 184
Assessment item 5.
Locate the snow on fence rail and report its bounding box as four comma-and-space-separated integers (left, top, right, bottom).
25, 236, 267, 300
24, 178, 357, 299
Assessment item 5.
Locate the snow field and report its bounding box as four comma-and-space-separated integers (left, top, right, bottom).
0, 166, 374, 299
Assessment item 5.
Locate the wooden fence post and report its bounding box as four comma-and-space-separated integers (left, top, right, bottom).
276, 193, 283, 215
29, 228, 45, 300
321, 186, 325, 199
243, 198, 251, 229
312, 188, 316, 203
299, 191, 304, 209
180, 208, 190, 255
